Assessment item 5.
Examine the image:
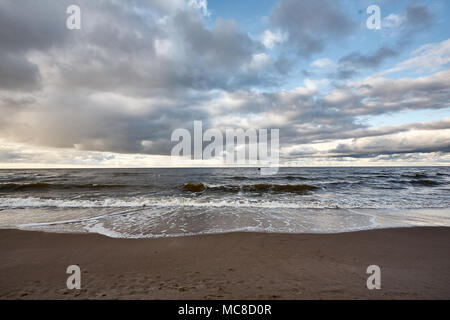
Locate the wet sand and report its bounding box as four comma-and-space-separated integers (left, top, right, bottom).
0, 227, 449, 299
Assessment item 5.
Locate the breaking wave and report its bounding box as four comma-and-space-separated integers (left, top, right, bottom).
0, 183, 127, 192
181, 183, 318, 194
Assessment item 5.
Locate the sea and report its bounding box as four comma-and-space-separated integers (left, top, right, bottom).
0, 167, 449, 238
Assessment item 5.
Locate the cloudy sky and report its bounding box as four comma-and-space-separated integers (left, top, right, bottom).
0, 0, 449, 168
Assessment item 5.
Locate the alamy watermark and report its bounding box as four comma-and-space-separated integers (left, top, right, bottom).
66, 5, 81, 30
366, 265, 381, 290
171, 121, 279, 175
66, 265, 81, 289
367, 5, 381, 30
66, 4, 382, 30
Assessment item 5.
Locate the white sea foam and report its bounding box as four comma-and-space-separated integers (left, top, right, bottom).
5, 205, 450, 239
84, 222, 126, 238
1, 195, 448, 210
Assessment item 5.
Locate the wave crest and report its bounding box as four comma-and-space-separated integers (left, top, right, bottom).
181, 183, 317, 194
0, 183, 126, 192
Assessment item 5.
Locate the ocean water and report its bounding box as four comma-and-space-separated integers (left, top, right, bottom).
0, 167, 449, 238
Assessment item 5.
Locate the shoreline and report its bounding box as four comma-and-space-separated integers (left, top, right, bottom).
3, 223, 447, 239
1, 227, 449, 299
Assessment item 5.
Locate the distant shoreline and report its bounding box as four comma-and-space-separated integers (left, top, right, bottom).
1, 227, 449, 299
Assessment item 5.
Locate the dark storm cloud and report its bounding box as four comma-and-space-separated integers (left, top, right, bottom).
339, 47, 398, 69
0, 0, 269, 155
0, 0, 68, 52
0, 0, 70, 90
329, 47, 398, 80
270, 0, 355, 57
333, 69, 358, 80
0, 52, 41, 90
392, 4, 434, 47
274, 56, 293, 75
50, 3, 266, 95
404, 4, 433, 30
174, 14, 262, 70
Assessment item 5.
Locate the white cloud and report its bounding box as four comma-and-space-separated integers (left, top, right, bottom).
261, 30, 287, 49
188, 0, 210, 17
328, 129, 450, 156
311, 58, 335, 69
384, 38, 450, 74
0, 140, 172, 168
153, 38, 180, 60
325, 69, 450, 115
382, 13, 405, 30
243, 53, 272, 72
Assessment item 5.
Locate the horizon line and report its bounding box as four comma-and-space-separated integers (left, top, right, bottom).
1, 165, 449, 170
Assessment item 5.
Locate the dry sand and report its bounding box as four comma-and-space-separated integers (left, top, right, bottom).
0, 227, 449, 299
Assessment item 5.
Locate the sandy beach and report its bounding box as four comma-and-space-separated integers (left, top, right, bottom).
0, 227, 449, 300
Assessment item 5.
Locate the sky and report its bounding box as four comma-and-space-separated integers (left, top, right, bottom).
0, 0, 449, 168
